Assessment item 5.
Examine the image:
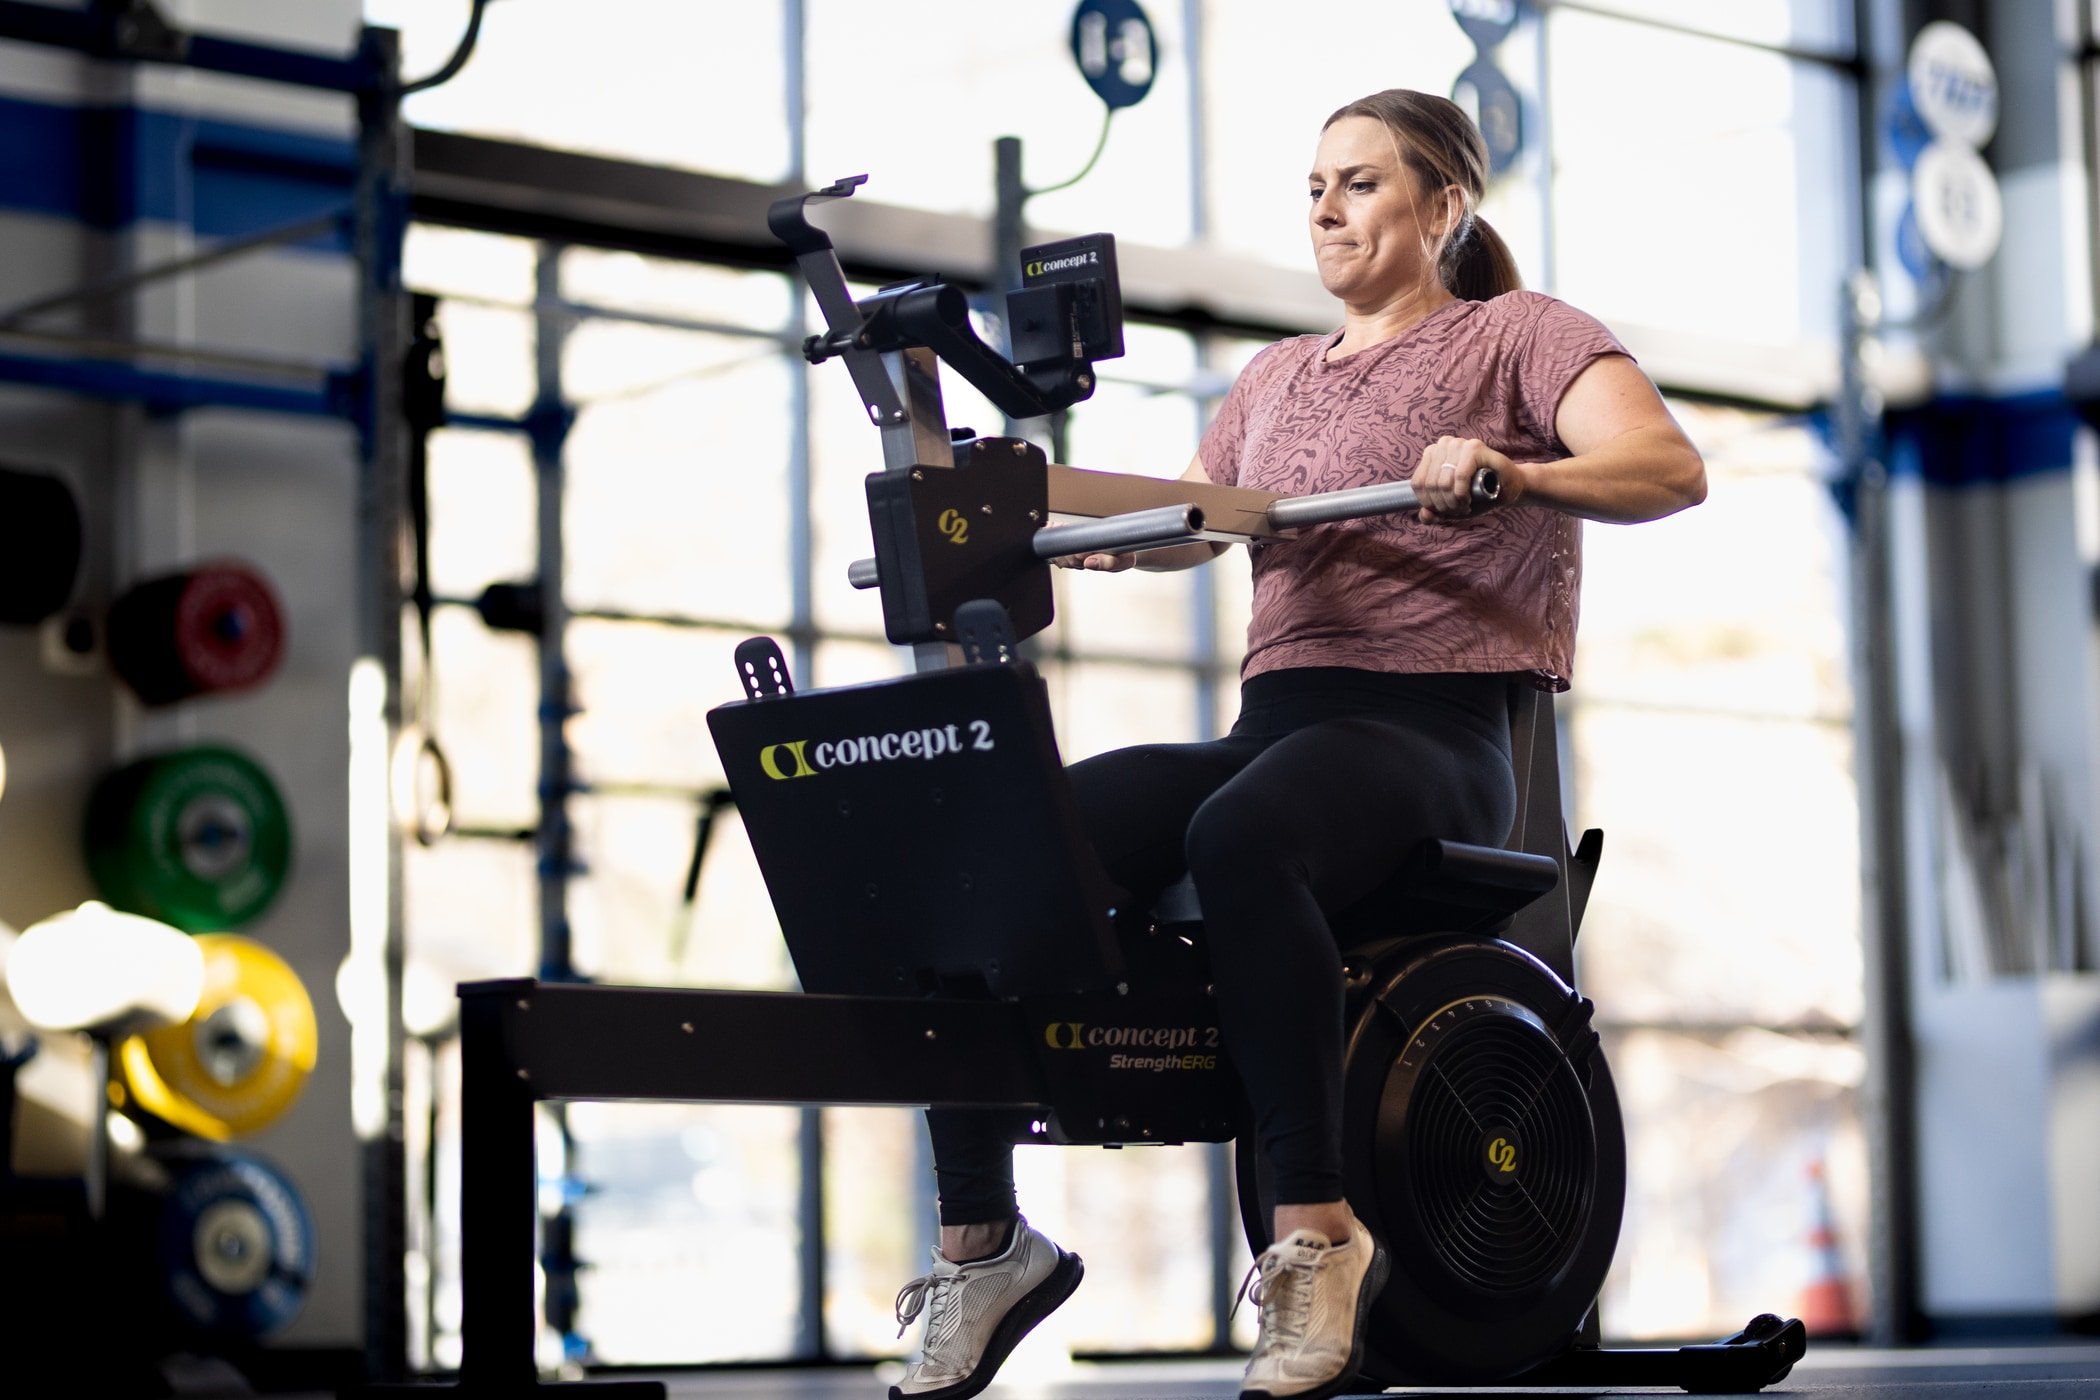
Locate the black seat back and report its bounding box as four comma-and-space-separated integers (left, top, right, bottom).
708, 662, 1125, 998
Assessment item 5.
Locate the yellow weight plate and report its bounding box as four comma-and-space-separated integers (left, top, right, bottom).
118, 934, 317, 1140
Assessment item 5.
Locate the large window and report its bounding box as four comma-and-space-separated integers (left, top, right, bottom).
1574, 400, 1865, 1337
371, 0, 793, 182
1546, 8, 1856, 349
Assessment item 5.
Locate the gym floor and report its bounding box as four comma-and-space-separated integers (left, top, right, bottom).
136, 1340, 2100, 1397
197, 1342, 2091, 1399
626, 1343, 2100, 1399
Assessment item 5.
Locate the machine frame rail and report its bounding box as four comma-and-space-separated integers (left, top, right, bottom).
346, 979, 1058, 1399
346, 975, 1803, 1398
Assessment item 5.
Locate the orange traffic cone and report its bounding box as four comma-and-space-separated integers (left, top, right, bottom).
1796, 1158, 1857, 1336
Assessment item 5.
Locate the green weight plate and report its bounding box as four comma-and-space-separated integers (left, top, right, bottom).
84, 747, 293, 931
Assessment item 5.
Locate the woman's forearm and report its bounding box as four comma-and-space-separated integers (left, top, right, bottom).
1136, 540, 1232, 572
1515, 424, 1706, 524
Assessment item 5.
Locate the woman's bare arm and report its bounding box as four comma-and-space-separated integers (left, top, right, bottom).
1411, 355, 1706, 524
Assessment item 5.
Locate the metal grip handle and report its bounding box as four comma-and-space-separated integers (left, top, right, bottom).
1031, 504, 1204, 559
1265, 467, 1500, 530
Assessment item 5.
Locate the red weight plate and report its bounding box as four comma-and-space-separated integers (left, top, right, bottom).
172, 564, 286, 695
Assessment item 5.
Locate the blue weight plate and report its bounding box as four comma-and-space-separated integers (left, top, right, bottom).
155, 1148, 315, 1341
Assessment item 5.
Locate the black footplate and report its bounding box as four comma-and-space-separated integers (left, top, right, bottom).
1517, 1312, 1808, 1393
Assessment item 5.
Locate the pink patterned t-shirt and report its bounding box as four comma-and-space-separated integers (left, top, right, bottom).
1200, 290, 1629, 691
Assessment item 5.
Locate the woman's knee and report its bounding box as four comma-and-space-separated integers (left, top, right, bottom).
1184, 791, 1292, 888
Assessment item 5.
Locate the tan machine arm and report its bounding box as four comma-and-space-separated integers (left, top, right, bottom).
846, 463, 1500, 590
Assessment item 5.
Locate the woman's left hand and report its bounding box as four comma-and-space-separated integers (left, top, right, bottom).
1411, 437, 1523, 521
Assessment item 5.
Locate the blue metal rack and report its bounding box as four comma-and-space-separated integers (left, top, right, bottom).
0, 2, 418, 1383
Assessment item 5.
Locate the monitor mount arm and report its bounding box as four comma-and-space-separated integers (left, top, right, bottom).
767, 176, 1110, 445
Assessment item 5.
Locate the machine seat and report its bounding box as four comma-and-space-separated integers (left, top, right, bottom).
1149, 838, 1560, 942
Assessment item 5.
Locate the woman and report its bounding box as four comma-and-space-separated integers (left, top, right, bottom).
891, 89, 1705, 1400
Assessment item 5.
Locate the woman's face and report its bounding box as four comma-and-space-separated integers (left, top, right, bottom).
1307, 115, 1452, 305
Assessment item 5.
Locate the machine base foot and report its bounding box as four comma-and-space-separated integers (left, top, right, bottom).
1515, 1313, 1808, 1393
344, 1382, 667, 1398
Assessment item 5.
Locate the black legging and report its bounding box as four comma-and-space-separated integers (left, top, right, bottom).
927, 667, 1519, 1224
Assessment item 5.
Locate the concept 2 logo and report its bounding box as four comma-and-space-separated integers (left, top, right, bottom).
1025, 250, 1100, 278
1043, 1020, 1221, 1072
1485, 1135, 1519, 1175
1042, 1022, 1220, 1051
756, 721, 995, 780
937, 508, 970, 545
758, 741, 816, 780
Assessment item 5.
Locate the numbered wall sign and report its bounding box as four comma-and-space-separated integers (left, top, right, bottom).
1912, 139, 2003, 270
1448, 0, 1521, 49
1070, 0, 1156, 110
1452, 60, 1524, 176
1908, 20, 1997, 150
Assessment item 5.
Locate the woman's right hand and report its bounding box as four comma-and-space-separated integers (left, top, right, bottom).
1052, 552, 1138, 572
1051, 454, 1218, 574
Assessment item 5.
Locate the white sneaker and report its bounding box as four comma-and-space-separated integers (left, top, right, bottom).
1236, 1216, 1389, 1400
891, 1216, 1083, 1400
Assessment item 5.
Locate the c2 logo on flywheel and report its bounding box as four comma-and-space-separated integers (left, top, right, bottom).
1482, 1132, 1520, 1184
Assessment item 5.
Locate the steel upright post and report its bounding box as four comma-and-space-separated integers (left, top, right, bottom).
455, 993, 546, 1393
782, 0, 828, 1357
355, 23, 413, 1384
1839, 271, 1922, 1346
993, 135, 1028, 447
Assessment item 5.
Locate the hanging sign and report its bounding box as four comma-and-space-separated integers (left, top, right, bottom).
1894, 201, 1940, 285
1912, 140, 2003, 270
1070, 0, 1157, 110
1448, 0, 1521, 48
1882, 79, 1932, 172
1908, 21, 1997, 150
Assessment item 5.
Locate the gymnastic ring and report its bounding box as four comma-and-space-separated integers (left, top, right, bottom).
390, 727, 454, 846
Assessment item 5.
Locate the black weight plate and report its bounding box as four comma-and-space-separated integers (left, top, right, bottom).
0, 465, 84, 625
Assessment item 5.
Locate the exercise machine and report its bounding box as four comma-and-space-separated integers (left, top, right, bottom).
351, 178, 1804, 1396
